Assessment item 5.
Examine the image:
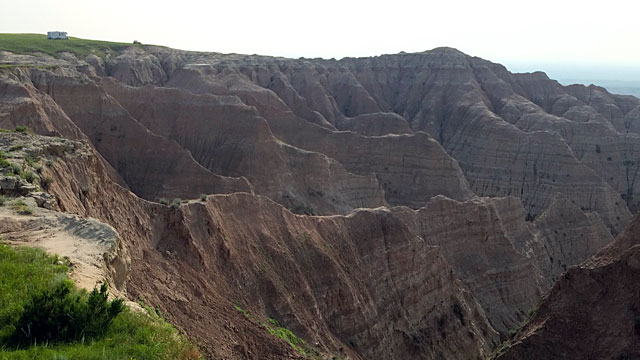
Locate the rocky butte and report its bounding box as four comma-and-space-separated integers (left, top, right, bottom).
1, 35, 640, 359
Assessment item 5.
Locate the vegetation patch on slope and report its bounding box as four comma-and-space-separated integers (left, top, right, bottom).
0, 33, 134, 58
0, 243, 201, 360
233, 304, 327, 358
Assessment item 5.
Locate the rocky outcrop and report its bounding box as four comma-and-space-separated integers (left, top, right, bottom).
145, 48, 635, 233
0, 206, 130, 295
7, 46, 636, 228
102, 79, 387, 215
530, 195, 614, 282
398, 197, 547, 334
0, 132, 130, 295
165, 64, 475, 208
0, 75, 86, 139
6, 69, 251, 201
496, 213, 640, 360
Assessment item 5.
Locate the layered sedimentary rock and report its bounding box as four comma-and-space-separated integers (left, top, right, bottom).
530, 195, 614, 282
8, 46, 636, 228
2, 43, 640, 359
102, 79, 387, 215
164, 63, 475, 206
29, 70, 251, 201
0, 76, 86, 139
496, 214, 640, 360
398, 197, 547, 334
117, 47, 635, 233
23, 131, 496, 359
0, 68, 251, 201
335, 112, 411, 136
12, 129, 613, 359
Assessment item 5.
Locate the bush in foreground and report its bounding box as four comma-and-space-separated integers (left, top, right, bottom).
0, 244, 201, 359
9, 281, 124, 346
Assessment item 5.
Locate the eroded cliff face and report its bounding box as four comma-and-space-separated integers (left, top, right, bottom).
4, 132, 612, 359
1, 44, 639, 359
14, 133, 495, 359
496, 214, 640, 360
101, 79, 388, 214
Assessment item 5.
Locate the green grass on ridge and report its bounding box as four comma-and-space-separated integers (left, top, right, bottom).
0, 33, 135, 58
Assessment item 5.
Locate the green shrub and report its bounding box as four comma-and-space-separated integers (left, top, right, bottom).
0, 196, 5, 206
9, 281, 124, 346
11, 163, 21, 175
14, 126, 29, 133
158, 198, 169, 205
41, 176, 54, 190
9, 145, 24, 152
265, 318, 310, 355
0, 245, 69, 344
11, 200, 33, 215
170, 198, 182, 209
0, 245, 202, 359
234, 304, 248, 316
200, 194, 207, 201
18, 207, 32, 215
232, 305, 314, 357
21, 171, 35, 184
0, 158, 9, 168
24, 156, 35, 167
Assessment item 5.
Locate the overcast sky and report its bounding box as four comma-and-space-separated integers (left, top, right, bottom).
2, 0, 640, 80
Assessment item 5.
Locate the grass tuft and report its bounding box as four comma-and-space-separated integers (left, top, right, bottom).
11, 200, 33, 215
40, 176, 54, 190
170, 198, 182, 209
265, 318, 309, 355
21, 171, 35, 184
233, 305, 318, 357
10, 163, 21, 175
0, 151, 9, 169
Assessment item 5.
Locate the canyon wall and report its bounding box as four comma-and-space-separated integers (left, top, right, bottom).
2, 44, 639, 359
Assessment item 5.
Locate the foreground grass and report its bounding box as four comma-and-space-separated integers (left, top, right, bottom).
0, 243, 201, 360
0, 33, 135, 58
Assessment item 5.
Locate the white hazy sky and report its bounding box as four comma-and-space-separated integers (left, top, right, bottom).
2, 0, 640, 79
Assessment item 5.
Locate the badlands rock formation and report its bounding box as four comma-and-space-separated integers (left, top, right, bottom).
496, 213, 640, 360
1, 42, 640, 359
